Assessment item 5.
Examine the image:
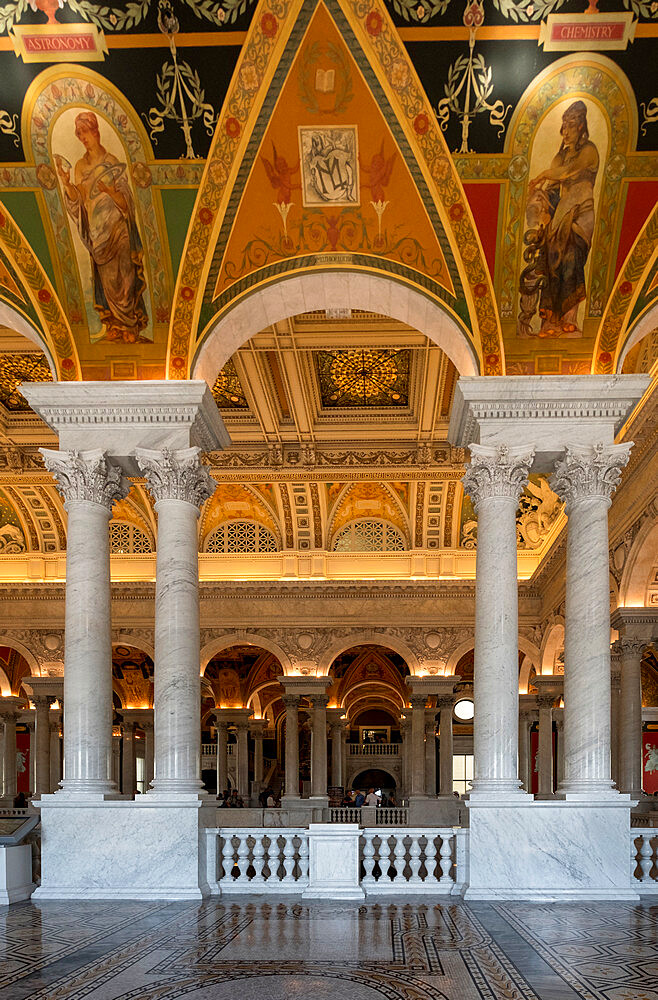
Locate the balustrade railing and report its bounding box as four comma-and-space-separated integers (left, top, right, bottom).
632, 829, 658, 892
207, 828, 308, 894
206, 825, 467, 896
349, 743, 399, 756
375, 807, 408, 825
328, 806, 409, 825
201, 744, 234, 756
330, 806, 361, 823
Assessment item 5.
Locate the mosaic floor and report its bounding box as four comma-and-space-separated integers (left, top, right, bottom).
0, 898, 657, 1000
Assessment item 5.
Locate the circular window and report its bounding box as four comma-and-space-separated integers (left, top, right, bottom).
453, 698, 474, 721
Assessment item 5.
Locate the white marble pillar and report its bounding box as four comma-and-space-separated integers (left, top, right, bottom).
341, 727, 348, 790
2, 714, 17, 800
518, 709, 533, 792
310, 695, 329, 801
536, 695, 554, 797
282, 695, 300, 802
550, 442, 632, 797
142, 720, 154, 792
49, 720, 61, 793
33, 697, 54, 797
236, 722, 249, 800
409, 696, 427, 798
135, 447, 215, 796
216, 721, 228, 795
424, 714, 437, 797
400, 717, 411, 800
618, 638, 646, 797
121, 721, 136, 797
437, 698, 454, 796
556, 717, 565, 786
330, 722, 343, 788
462, 443, 534, 797
42, 449, 129, 796
28, 721, 35, 795
610, 646, 622, 789
251, 722, 266, 793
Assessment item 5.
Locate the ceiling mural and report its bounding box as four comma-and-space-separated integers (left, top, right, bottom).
0, 351, 52, 410
314, 348, 411, 407
0, 0, 653, 378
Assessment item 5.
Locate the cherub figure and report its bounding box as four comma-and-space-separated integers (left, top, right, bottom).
261, 141, 299, 204
361, 140, 396, 202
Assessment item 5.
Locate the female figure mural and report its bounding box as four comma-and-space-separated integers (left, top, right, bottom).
519, 100, 599, 337
55, 111, 148, 343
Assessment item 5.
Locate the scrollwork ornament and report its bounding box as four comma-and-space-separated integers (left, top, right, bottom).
136, 446, 215, 508
549, 442, 633, 511
462, 443, 534, 509
41, 448, 129, 510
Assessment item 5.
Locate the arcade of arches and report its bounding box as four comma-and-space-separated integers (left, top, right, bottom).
0, 0, 657, 934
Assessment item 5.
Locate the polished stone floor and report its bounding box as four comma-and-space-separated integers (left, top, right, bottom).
0, 898, 657, 1000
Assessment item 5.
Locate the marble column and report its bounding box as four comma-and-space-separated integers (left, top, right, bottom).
341, 727, 348, 791
437, 696, 454, 797
550, 442, 632, 797
555, 716, 565, 787
282, 695, 300, 802
462, 443, 534, 797
216, 720, 228, 796
517, 701, 534, 792
250, 719, 267, 796
32, 696, 54, 797
310, 695, 329, 801
49, 719, 61, 793
121, 720, 136, 798
236, 721, 249, 800
610, 646, 622, 789
618, 637, 646, 797
400, 717, 411, 800
42, 449, 129, 796
424, 713, 437, 797
409, 696, 427, 799
327, 709, 345, 788
1, 705, 20, 800
536, 695, 554, 797
28, 721, 35, 795
142, 720, 155, 792
136, 447, 215, 796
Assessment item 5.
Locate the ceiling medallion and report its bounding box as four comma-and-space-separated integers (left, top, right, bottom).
315, 349, 410, 408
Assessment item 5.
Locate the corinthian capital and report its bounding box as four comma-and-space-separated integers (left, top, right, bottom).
41, 448, 129, 510
462, 443, 534, 508
135, 446, 215, 508
549, 442, 632, 510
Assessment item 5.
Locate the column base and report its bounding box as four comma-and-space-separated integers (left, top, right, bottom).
280, 795, 302, 807
469, 780, 529, 801
148, 780, 206, 796
308, 795, 329, 808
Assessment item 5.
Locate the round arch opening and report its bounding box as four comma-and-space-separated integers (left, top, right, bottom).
351, 768, 397, 792
192, 271, 482, 385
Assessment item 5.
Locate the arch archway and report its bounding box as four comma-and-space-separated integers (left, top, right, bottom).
351, 768, 397, 791
193, 272, 481, 386
0, 637, 40, 680
201, 633, 292, 675
320, 632, 418, 675
620, 517, 658, 608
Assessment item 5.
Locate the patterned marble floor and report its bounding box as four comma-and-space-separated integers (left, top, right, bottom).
0, 898, 656, 1000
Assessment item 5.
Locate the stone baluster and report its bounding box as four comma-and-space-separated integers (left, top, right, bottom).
215, 720, 228, 797
282, 695, 300, 803
42, 449, 129, 796
121, 720, 136, 797
424, 714, 437, 797
438, 836, 453, 884
550, 442, 632, 797
135, 447, 215, 796
437, 696, 454, 797
462, 443, 534, 797
408, 835, 422, 884
310, 694, 329, 803
362, 831, 377, 885
424, 834, 438, 882
618, 638, 646, 797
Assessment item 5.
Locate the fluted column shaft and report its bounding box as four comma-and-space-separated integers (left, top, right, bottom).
618, 638, 645, 796
409, 696, 427, 798
136, 447, 215, 796
282, 695, 300, 800
42, 449, 129, 795
33, 697, 53, 796
310, 695, 329, 799
551, 442, 632, 796
438, 699, 454, 796
463, 444, 534, 797
216, 721, 228, 795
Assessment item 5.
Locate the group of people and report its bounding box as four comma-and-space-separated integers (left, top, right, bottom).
339, 787, 396, 808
